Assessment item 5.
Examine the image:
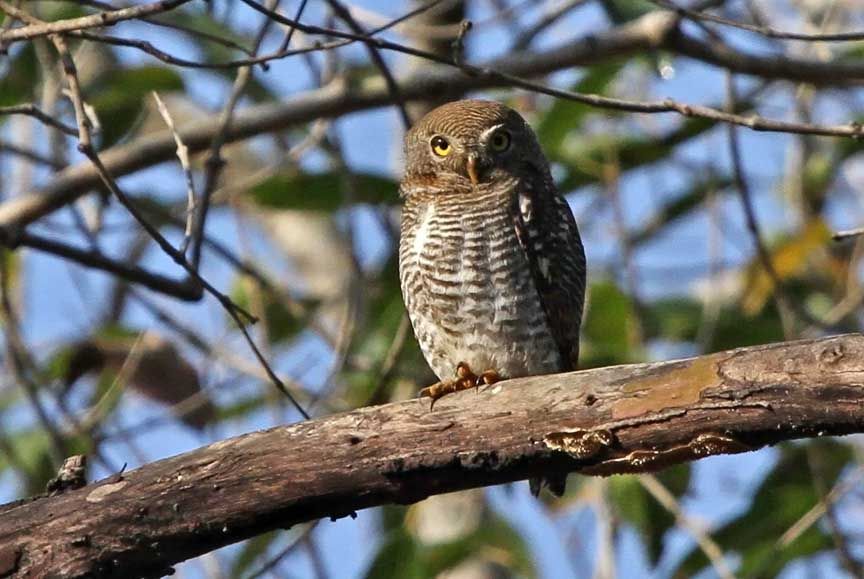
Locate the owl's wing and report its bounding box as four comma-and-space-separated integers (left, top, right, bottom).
512, 175, 587, 371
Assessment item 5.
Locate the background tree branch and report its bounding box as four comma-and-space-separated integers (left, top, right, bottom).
2, 334, 863, 579
3, 7, 864, 231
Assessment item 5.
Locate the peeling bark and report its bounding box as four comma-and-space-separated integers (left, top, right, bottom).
2, 334, 864, 578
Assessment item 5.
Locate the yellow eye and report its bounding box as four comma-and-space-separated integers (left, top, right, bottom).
431, 135, 451, 157
490, 130, 511, 152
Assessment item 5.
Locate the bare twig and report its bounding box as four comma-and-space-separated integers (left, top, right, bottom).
57, 0, 255, 55
640, 474, 736, 579
649, 0, 864, 41
69, 0, 445, 71
513, 0, 589, 50
778, 466, 864, 548
724, 74, 822, 332
4, 10, 864, 234
806, 446, 864, 578
0, 230, 201, 301
0, 0, 194, 44
30, 7, 310, 419
151, 92, 197, 255
84, 148, 310, 419
0, 141, 65, 169
0, 251, 70, 466
189, 0, 294, 271
325, 0, 412, 129
0, 103, 78, 136
833, 227, 864, 241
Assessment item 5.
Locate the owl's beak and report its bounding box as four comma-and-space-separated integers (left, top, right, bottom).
466, 154, 480, 186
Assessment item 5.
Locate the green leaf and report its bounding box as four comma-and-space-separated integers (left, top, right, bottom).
425, 516, 536, 578
218, 393, 269, 422
610, 466, 691, 564
230, 280, 313, 344
0, 44, 38, 108
234, 531, 280, 578
90, 65, 185, 147
364, 530, 425, 579
599, 0, 658, 24
250, 172, 399, 211
629, 177, 732, 247
673, 441, 852, 578
643, 298, 702, 343
155, 9, 276, 101
556, 115, 722, 192
341, 258, 430, 406
537, 62, 625, 152
708, 302, 785, 352
581, 280, 640, 366
0, 428, 89, 496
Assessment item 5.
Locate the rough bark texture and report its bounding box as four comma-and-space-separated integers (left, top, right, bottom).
2, 334, 864, 578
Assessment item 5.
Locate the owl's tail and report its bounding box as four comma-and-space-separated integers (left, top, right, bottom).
529, 473, 567, 497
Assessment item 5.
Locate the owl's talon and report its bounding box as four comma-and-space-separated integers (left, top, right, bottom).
479, 369, 500, 386
421, 364, 502, 409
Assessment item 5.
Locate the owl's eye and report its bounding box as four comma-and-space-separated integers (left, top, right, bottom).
490, 130, 511, 152
430, 136, 451, 157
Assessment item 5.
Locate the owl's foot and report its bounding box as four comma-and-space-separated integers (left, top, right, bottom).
421, 363, 501, 409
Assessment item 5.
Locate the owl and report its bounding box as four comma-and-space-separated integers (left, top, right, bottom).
398, 99, 587, 496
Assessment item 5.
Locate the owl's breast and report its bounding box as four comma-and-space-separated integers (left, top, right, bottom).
399, 190, 562, 381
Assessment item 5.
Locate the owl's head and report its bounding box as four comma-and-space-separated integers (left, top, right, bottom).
402, 100, 546, 192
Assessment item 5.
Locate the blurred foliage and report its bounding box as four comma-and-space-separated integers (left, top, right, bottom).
580, 279, 642, 367
89, 65, 185, 148
610, 465, 691, 564
250, 171, 399, 210
674, 441, 854, 578
367, 505, 535, 579
1, 1, 863, 578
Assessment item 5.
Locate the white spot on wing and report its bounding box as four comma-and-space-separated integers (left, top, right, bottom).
538, 256, 551, 279
519, 191, 533, 222
413, 204, 434, 256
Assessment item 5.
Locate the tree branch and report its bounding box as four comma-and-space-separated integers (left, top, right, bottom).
1, 334, 864, 578
5, 8, 864, 232
0, 0, 194, 44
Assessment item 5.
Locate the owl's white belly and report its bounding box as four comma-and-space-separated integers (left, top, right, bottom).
399, 195, 563, 382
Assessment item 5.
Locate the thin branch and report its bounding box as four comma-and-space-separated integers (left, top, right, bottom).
649, 0, 864, 41
0, 0, 194, 43
640, 474, 736, 579
668, 30, 864, 85
0, 249, 70, 467
53, 0, 255, 55
4, 10, 864, 232
68, 0, 444, 71
151, 92, 197, 255
512, 0, 590, 50
84, 147, 310, 419
236, 0, 864, 85
0, 103, 78, 136
189, 0, 295, 270
324, 0, 412, 129
724, 74, 821, 331
778, 466, 864, 548
0, 230, 202, 301
29, 7, 310, 420
0, 141, 65, 169
806, 446, 864, 578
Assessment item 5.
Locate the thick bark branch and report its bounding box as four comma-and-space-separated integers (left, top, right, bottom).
1, 334, 864, 578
